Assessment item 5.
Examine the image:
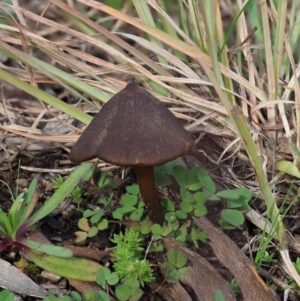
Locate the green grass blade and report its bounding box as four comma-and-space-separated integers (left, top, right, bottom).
0, 68, 92, 125
14, 178, 38, 225
24, 163, 94, 228
7, 192, 24, 230
231, 106, 285, 248
0, 210, 12, 236
0, 41, 110, 104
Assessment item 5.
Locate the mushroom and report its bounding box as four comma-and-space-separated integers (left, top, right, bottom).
70, 82, 196, 225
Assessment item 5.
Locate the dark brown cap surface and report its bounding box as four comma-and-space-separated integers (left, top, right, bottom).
70, 82, 196, 166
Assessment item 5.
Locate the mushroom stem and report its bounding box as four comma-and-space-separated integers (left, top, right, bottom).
134, 166, 164, 225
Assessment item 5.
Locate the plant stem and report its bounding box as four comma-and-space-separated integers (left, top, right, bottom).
134, 166, 164, 225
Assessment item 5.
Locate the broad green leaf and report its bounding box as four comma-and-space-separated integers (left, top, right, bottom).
165, 212, 177, 222
112, 209, 123, 220
163, 159, 186, 175
130, 287, 144, 301
130, 208, 144, 221
194, 204, 207, 217
193, 192, 205, 205
221, 209, 245, 227
90, 211, 103, 224
180, 201, 193, 213
151, 224, 162, 236
25, 250, 102, 281
227, 198, 247, 209
276, 160, 300, 178
178, 266, 189, 281
24, 163, 93, 228
126, 184, 140, 195
161, 225, 173, 237
166, 247, 187, 268
215, 289, 226, 301
97, 291, 110, 301
98, 219, 109, 230
176, 235, 187, 244
115, 284, 131, 301
83, 209, 97, 218
121, 194, 138, 206
44, 296, 60, 301
119, 205, 136, 214
139, 219, 153, 235
198, 169, 216, 194
97, 267, 111, 288
154, 171, 172, 186
160, 262, 178, 283
87, 226, 98, 237
0, 290, 14, 301
180, 187, 194, 203
70, 291, 81, 301
163, 199, 175, 211
173, 165, 188, 187
216, 187, 251, 201
107, 272, 119, 286
186, 166, 202, 191
22, 240, 72, 257
175, 210, 188, 220
123, 277, 140, 288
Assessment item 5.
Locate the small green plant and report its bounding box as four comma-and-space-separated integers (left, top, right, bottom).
294, 257, 300, 274
216, 187, 251, 229
71, 186, 83, 206
260, 251, 278, 265
53, 175, 83, 206
115, 278, 143, 301
52, 175, 64, 189
0, 162, 102, 281
97, 267, 119, 289
113, 184, 145, 221
75, 208, 109, 243
229, 278, 241, 295
160, 247, 188, 283
111, 227, 155, 286
214, 289, 226, 301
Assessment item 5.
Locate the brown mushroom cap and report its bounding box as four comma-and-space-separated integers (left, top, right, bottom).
70, 82, 196, 166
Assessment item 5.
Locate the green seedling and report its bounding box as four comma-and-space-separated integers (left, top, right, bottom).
96, 267, 119, 289
115, 278, 144, 301
113, 184, 145, 221
160, 247, 188, 283
229, 278, 241, 295
260, 251, 278, 265
71, 186, 83, 206
76, 208, 109, 243
215, 289, 226, 301
53, 176, 84, 207
171, 165, 213, 218
0, 162, 103, 281
52, 175, 64, 189
111, 227, 154, 286
216, 187, 251, 229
